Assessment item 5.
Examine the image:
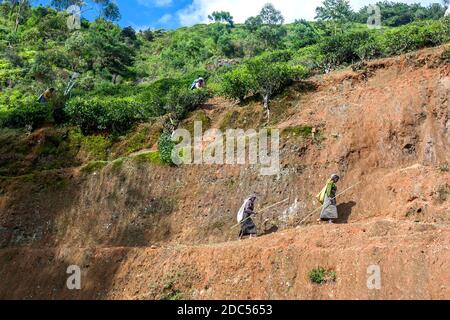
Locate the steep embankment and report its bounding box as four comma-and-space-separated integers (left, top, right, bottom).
0, 46, 449, 299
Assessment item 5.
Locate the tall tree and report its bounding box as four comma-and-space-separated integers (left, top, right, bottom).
315, 0, 353, 35
50, 0, 120, 21
315, 0, 353, 21
208, 11, 234, 27
2, 0, 31, 33
99, 0, 120, 21
244, 3, 286, 49
259, 3, 284, 25
287, 19, 319, 50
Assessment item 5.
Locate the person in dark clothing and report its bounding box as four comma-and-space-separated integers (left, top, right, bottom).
38, 88, 55, 103
238, 194, 258, 239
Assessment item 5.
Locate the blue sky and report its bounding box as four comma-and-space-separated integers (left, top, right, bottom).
33, 0, 442, 30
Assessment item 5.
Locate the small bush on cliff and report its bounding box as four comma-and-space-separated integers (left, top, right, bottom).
160, 281, 183, 300
309, 267, 337, 284
158, 132, 175, 165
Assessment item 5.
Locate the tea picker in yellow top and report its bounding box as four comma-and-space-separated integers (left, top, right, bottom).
317, 174, 340, 224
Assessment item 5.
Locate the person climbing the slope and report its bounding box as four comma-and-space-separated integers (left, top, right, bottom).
317, 174, 340, 224
191, 77, 205, 90
38, 88, 55, 103
237, 194, 258, 239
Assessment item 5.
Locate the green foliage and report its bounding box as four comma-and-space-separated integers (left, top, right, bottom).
160, 33, 212, 70
81, 160, 108, 174
309, 267, 337, 284
68, 129, 111, 161
160, 281, 183, 301
313, 18, 450, 69
217, 33, 235, 57
282, 126, 313, 138
50, 0, 121, 21
139, 28, 165, 42
382, 19, 450, 55
247, 53, 308, 105
64, 96, 146, 134
246, 59, 295, 101
1, 1, 449, 136
85, 19, 136, 80
220, 50, 306, 104
0, 99, 52, 129
286, 20, 320, 50
353, 1, 448, 27
316, 0, 354, 35
158, 132, 175, 165
244, 4, 287, 49
29, 52, 55, 83
208, 11, 234, 27
220, 67, 253, 102
293, 45, 326, 71
165, 86, 212, 120
320, 29, 382, 67
316, 0, 353, 22
133, 151, 163, 166
121, 126, 153, 155
259, 3, 285, 25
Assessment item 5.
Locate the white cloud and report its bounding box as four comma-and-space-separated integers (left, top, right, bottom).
138, 0, 173, 8
158, 13, 173, 24
177, 0, 439, 26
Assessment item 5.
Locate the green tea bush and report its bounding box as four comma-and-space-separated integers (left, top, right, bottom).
0, 99, 52, 129
220, 53, 307, 104
65, 82, 210, 134
164, 86, 212, 119
383, 19, 450, 55
158, 132, 175, 165
292, 45, 325, 72
320, 30, 381, 67
220, 67, 253, 102
64, 97, 146, 134
254, 50, 294, 64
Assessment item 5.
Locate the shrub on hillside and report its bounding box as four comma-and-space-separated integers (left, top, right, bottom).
320, 30, 382, 68
164, 86, 212, 119
246, 58, 304, 107
220, 68, 253, 102
220, 54, 307, 111
292, 45, 325, 73
220, 50, 299, 102
309, 267, 337, 284
64, 97, 146, 134
0, 99, 52, 129
137, 77, 211, 117
158, 131, 175, 165
255, 50, 294, 64
382, 19, 450, 55
65, 83, 211, 134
